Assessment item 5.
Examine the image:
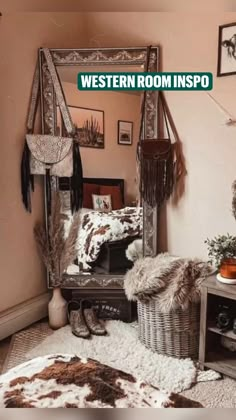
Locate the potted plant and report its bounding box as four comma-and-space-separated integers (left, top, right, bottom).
205, 234, 236, 279
205, 181, 236, 280
34, 192, 80, 329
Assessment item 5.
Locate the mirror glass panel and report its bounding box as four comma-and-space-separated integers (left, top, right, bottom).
56, 65, 143, 276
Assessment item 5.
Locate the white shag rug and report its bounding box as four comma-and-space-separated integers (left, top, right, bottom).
26, 321, 220, 394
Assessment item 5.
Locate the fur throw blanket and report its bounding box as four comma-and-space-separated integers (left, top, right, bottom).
126, 238, 143, 262
124, 253, 213, 312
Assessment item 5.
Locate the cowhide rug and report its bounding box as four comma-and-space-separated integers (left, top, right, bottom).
0, 354, 203, 408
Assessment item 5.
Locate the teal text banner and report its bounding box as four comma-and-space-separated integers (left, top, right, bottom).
78, 72, 213, 91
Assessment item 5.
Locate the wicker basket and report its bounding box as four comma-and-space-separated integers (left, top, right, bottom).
137, 300, 200, 359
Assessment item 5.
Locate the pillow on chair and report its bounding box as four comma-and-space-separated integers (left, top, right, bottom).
92, 194, 112, 212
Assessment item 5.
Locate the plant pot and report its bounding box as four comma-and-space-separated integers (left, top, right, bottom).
48, 287, 68, 329
220, 258, 236, 279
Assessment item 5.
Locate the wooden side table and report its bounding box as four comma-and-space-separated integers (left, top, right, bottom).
199, 275, 236, 379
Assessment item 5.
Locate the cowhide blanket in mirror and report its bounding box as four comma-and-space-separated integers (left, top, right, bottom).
65, 207, 143, 272
0, 354, 203, 408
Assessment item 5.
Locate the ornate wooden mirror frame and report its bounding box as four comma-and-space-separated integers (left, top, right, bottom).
38, 46, 160, 289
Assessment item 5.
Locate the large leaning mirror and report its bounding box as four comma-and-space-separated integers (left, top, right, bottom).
39, 47, 159, 289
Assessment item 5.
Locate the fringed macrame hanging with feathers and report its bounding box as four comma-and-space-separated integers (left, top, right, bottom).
137, 46, 184, 208
21, 48, 83, 213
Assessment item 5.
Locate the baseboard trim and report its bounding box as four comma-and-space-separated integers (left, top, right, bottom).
0, 292, 50, 340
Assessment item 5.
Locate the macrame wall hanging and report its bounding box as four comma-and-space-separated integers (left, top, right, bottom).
21, 48, 83, 213
137, 46, 185, 208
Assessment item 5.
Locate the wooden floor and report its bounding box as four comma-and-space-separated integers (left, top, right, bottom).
0, 337, 11, 374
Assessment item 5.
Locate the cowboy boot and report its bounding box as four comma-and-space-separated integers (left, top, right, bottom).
82, 300, 107, 336
67, 300, 90, 339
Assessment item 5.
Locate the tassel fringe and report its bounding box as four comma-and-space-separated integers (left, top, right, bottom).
21, 140, 34, 212
140, 149, 174, 207
70, 142, 83, 213
46, 168, 51, 216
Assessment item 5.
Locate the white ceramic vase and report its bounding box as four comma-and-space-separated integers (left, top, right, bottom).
48, 287, 68, 329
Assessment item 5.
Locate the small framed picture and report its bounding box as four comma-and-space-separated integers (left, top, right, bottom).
57, 105, 104, 148
217, 22, 236, 77
117, 120, 133, 145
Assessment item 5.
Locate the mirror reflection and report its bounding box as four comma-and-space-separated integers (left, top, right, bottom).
57, 65, 143, 276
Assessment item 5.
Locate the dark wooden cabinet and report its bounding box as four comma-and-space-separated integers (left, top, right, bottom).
95, 238, 135, 273
61, 272, 136, 323
72, 288, 136, 322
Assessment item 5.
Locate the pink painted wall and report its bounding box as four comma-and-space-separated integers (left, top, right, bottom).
2, 0, 233, 13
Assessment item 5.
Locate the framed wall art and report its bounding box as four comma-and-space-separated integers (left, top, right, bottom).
217, 22, 236, 77
57, 105, 104, 148
117, 120, 133, 145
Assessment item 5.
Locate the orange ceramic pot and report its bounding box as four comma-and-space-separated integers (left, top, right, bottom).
220, 258, 236, 279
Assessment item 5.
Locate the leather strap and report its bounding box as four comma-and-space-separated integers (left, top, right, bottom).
139, 45, 152, 142
138, 46, 174, 143
26, 64, 40, 133
158, 91, 171, 140
26, 48, 74, 135
43, 48, 74, 135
